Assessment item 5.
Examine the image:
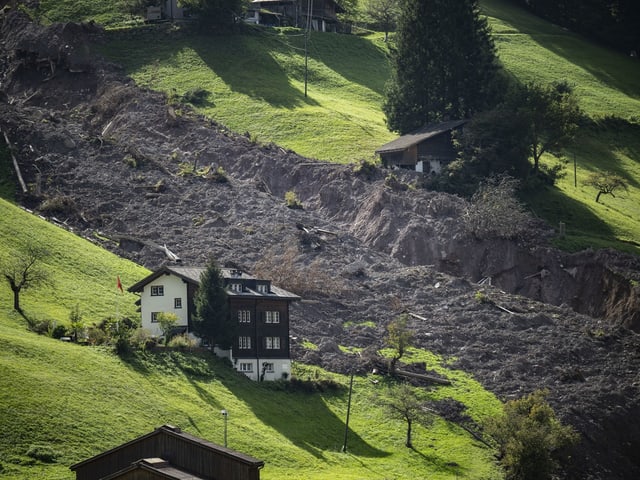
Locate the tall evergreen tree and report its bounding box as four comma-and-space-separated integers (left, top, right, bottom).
192, 260, 235, 349
383, 0, 499, 134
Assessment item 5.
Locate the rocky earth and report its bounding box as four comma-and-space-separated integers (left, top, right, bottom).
2, 11, 640, 479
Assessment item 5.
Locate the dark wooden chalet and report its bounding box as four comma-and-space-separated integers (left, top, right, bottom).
376, 119, 468, 174
70, 424, 264, 480
247, 0, 344, 31
128, 266, 300, 381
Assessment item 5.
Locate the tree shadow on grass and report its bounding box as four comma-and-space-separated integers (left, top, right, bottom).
190, 33, 319, 109
219, 375, 390, 460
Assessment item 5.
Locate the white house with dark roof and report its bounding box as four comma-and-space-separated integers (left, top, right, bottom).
128, 266, 300, 381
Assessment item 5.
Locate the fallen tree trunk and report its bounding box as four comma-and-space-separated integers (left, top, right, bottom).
2, 131, 28, 193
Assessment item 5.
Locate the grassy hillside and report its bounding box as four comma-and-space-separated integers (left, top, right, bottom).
0, 198, 503, 479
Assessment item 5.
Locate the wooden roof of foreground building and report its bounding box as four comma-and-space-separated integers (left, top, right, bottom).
70, 425, 264, 480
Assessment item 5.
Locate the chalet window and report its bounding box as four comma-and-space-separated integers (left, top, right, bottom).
151, 312, 160, 323
150, 285, 164, 296
238, 310, 251, 323
262, 362, 274, 373
238, 336, 252, 349
265, 311, 280, 324
257, 284, 268, 293
265, 336, 281, 349
230, 283, 243, 292
174, 298, 182, 309
239, 362, 253, 372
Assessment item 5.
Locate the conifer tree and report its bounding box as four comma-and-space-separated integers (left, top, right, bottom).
192, 260, 235, 349
383, 0, 499, 134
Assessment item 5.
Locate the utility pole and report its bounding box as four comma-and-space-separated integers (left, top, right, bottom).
304, 0, 313, 98
342, 370, 354, 452
221, 409, 228, 447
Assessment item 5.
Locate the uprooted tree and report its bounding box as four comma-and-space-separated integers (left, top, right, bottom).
2, 242, 50, 314
385, 313, 414, 374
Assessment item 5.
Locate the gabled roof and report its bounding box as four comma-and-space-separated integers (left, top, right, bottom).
127, 265, 300, 301
102, 457, 206, 480
375, 119, 468, 155
70, 425, 264, 472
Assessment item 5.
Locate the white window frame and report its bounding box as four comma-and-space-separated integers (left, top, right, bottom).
151, 312, 160, 323
265, 336, 280, 349
238, 310, 251, 323
230, 283, 243, 292
150, 285, 164, 296
257, 284, 268, 293
265, 311, 280, 324
174, 298, 182, 309
238, 336, 252, 349
262, 362, 274, 373
239, 362, 253, 372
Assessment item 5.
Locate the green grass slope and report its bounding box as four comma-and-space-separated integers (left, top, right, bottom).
0, 199, 502, 479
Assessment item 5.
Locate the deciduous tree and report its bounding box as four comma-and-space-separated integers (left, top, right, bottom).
364, 0, 400, 42
584, 171, 629, 203
193, 259, 234, 349
385, 313, 413, 374
519, 81, 581, 173
375, 382, 434, 448
2, 243, 49, 314
383, 0, 499, 134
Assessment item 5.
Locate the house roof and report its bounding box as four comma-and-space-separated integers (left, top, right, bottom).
102, 457, 207, 480
70, 425, 265, 472
375, 119, 468, 155
127, 265, 301, 301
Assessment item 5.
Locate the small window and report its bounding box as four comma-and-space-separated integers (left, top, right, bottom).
262, 362, 274, 373
151, 312, 160, 323
150, 285, 164, 296
257, 284, 268, 293
265, 311, 280, 324
239, 362, 253, 372
174, 298, 182, 309
265, 337, 280, 349
238, 310, 251, 323
238, 336, 252, 349
230, 283, 243, 292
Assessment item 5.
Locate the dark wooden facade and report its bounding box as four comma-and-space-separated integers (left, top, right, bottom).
376, 120, 467, 174
70, 425, 264, 480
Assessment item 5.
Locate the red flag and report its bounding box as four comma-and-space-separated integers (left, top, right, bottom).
117, 276, 123, 293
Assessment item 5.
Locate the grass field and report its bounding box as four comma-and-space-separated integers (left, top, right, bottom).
0, 201, 502, 480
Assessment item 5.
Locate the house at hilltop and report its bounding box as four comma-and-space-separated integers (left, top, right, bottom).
70, 424, 264, 480
245, 0, 344, 31
376, 119, 468, 174
128, 266, 300, 381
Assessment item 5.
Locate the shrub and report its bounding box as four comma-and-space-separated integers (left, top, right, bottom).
168, 334, 198, 351
485, 389, 579, 480
352, 158, 378, 178
129, 328, 156, 351
26, 444, 58, 463
284, 190, 303, 209
38, 195, 76, 216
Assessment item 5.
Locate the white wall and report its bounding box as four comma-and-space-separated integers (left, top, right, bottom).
234, 358, 291, 381
140, 274, 189, 337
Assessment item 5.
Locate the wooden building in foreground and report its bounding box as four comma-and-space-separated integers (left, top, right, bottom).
70, 424, 264, 480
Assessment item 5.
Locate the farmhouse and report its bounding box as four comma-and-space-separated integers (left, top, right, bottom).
70, 424, 264, 480
376, 119, 467, 174
128, 266, 300, 381
245, 0, 344, 31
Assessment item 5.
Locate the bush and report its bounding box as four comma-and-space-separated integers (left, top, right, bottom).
284, 190, 303, 209
485, 389, 579, 480
26, 444, 58, 463
167, 334, 198, 350
129, 328, 156, 351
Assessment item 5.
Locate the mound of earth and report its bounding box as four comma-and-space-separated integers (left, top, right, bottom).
2, 10, 640, 479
